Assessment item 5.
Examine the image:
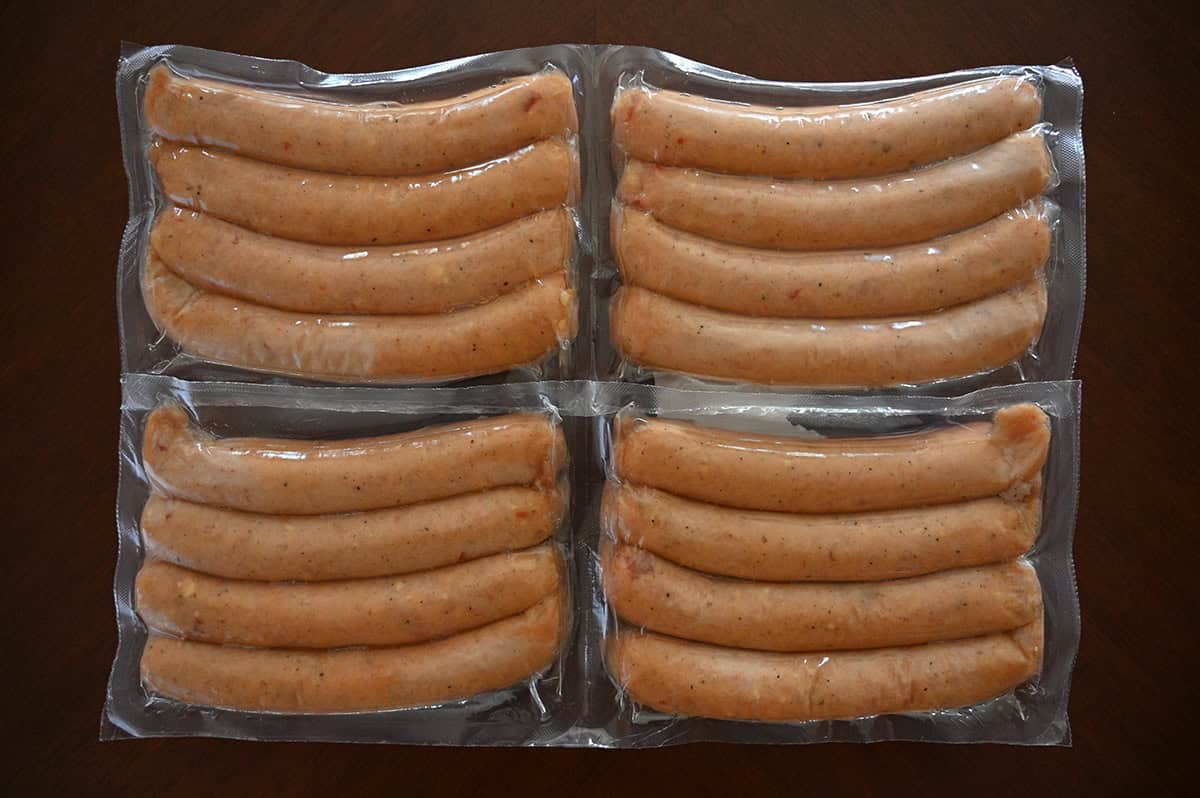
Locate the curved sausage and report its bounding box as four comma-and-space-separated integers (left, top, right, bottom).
603, 482, 1040, 582
143, 255, 575, 381
613, 203, 1051, 317
616, 130, 1051, 249
611, 280, 1047, 387
136, 545, 561, 648
608, 618, 1043, 721
612, 75, 1041, 179
151, 206, 573, 314
141, 486, 562, 581
150, 138, 576, 245
614, 405, 1050, 514
602, 542, 1040, 652
145, 64, 578, 176
141, 590, 563, 712
143, 405, 567, 515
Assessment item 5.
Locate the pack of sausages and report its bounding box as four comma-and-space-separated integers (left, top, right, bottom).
596, 48, 1085, 392
107, 44, 1085, 745
104, 376, 1079, 744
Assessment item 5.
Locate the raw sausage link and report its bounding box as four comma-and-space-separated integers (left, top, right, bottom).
611, 280, 1047, 387
143, 255, 575, 381
613, 203, 1051, 317
616, 130, 1051, 249
136, 545, 562, 648
151, 206, 574, 314
602, 542, 1041, 651
603, 482, 1040, 582
614, 405, 1050, 514
612, 75, 1041, 179
141, 487, 562, 581
150, 138, 576, 245
145, 64, 578, 176
141, 590, 563, 712
608, 619, 1043, 721
142, 405, 567, 515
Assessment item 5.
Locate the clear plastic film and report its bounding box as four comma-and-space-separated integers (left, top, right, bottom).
106, 378, 1079, 744
104, 375, 579, 742
594, 50, 1085, 392
588, 379, 1081, 745
117, 44, 588, 385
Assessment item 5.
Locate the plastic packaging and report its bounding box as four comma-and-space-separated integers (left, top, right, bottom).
117, 44, 586, 385
104, 375, 578, 742
594, 50, 1085, 392
590, 379, 1081, 744
117, 45, 1084, 391
105, 377, 1079, 744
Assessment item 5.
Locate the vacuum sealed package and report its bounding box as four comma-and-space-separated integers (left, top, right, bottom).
107, 44, 1086, 746
589, 379, 1081, 744
104, 377, 1080, 744
595, 49, 1086, 392
104, 375, 583, 742
116, 44, 587, 384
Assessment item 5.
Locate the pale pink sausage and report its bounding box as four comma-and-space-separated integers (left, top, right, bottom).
142, 590, 564, 712
603, 542, 1042, 651
136, 546, 562, 648
613, 203, 1051, 317
150, 206, 574, 314
608, 618, 1043, 721
611, 280, 1047, 387
141, 487, 562, 581
612, 75, 1042, 178
614, 405, 1051, 514
604, 482, 1041, 581
143, 255, 575, 381
616, 130, 1052, 249
145, 64, 578, 175
142, 406, 567, 515
150, 138, 576, 245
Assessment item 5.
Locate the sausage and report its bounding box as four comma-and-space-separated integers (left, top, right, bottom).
142, 255, 575, 381
613, 202, 1051, 317
150, 206, 574, 314
616, 130, 1051, 249
602, 542, 1041, 652
145, 64, 578, 176
610, 280, 1047, 387
136, 545, 561, 648
607, 618, 1043, 721
143, 405, 567, 515
603, 482, 1040, 582
614, 405, 1050, 514
141, 590, 563, 712
141, 486, 562, 581
612, 75, 1041, 179
149, 138, 576, 245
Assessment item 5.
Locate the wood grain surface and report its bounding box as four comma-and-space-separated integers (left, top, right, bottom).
2, 0, 1195, 793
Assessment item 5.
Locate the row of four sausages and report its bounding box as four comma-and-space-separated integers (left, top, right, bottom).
133, 399, 1052, 722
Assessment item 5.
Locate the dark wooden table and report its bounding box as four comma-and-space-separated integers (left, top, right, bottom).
4, 1, 1195, 793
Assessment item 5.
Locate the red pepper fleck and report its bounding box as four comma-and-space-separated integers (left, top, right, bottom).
624, 105, 636, 123
789, 288, 802, 299
157, 444, 167, 451
676, 136, 686, 145
515, 511, 529, 519
457, 552, 467, 563
524, 93, 542, 112
282, 141, 292, 151
631, 194, 648, 210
